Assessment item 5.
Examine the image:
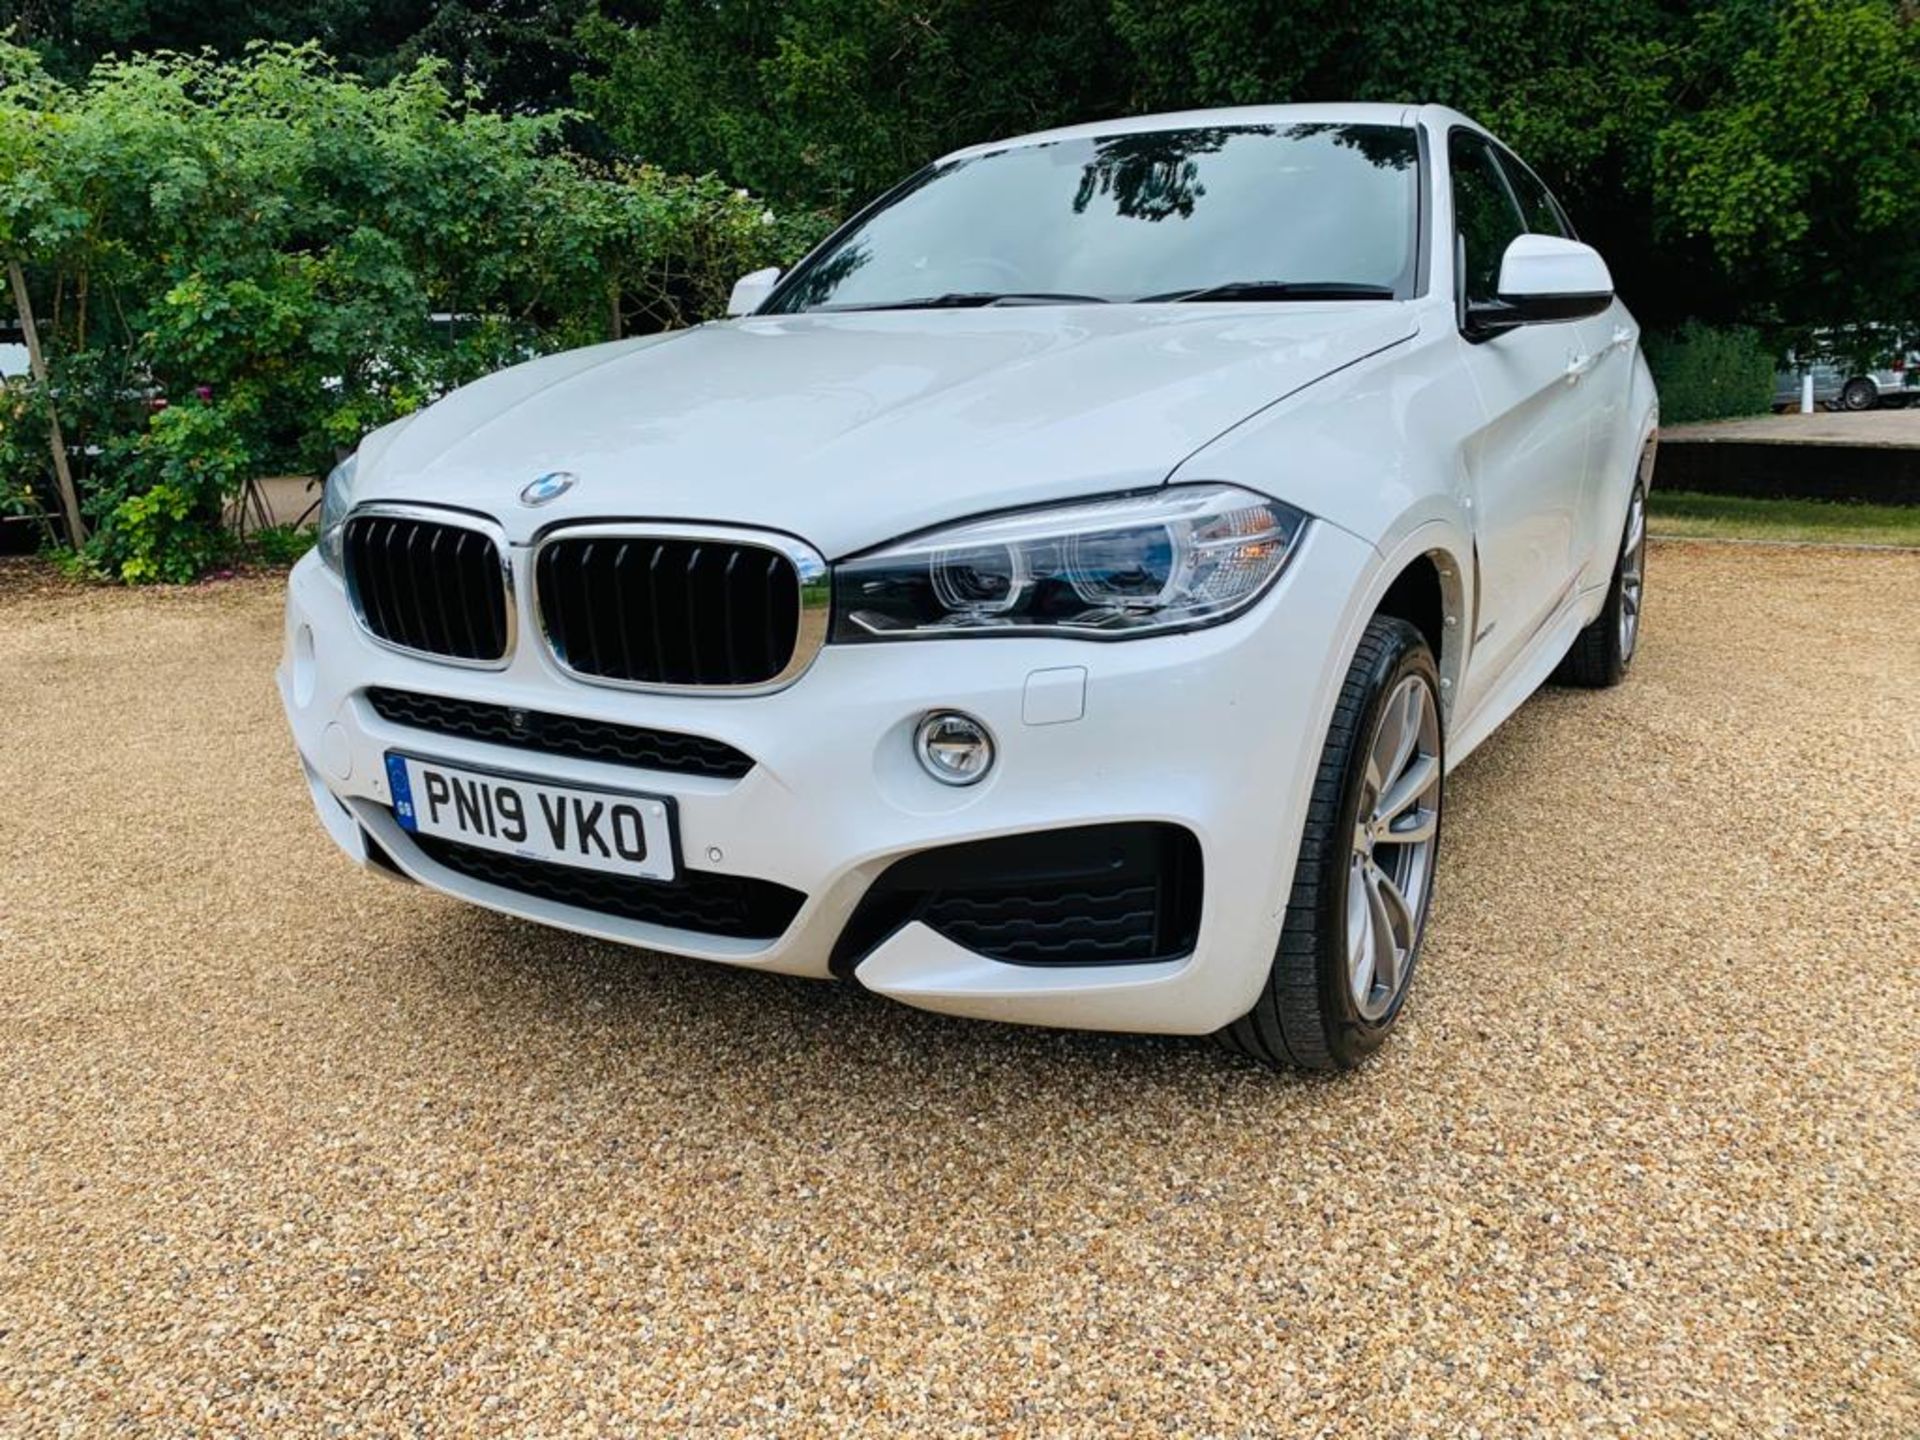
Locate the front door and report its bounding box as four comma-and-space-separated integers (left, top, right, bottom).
1448, 129, 1594, 710
1492, 142, 1639, 591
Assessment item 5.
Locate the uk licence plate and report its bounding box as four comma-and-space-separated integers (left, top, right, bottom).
385, 753, 676, 881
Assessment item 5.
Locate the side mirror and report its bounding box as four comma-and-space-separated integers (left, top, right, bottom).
1466, 235, 1613, 339
727, 266, 781, 317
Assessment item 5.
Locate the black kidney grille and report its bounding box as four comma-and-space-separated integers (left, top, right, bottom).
537, 536, 801, 687
366, 687, 754, 780
413, 833, 804, 941
345, 514, 508, 663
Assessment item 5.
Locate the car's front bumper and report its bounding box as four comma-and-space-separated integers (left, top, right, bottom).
277, 522, 1377, 1035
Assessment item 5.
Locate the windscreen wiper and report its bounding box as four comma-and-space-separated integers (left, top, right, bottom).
1141, 281, 1398, 303
817, 291, 1113, 311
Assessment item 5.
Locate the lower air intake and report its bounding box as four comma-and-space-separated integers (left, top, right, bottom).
366, 687, 755, 780
832, 823, 1203, 972
413, 833, 804, 941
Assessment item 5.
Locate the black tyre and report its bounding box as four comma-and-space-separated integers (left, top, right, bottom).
1840, 377, 1878, 411
1555, 484, 1646, 689
1217, 616, 1443, 1071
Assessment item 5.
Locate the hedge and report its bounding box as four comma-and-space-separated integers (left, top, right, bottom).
1642, 323, 1778, 425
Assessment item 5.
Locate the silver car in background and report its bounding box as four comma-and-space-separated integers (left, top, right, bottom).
1774, 340, 1919, 412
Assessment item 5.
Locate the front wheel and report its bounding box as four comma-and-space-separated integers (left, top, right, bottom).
1216, 616, 1443, 1071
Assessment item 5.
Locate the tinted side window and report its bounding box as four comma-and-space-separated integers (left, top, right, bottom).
1497, 150, 1571, 238
1448, 131, 1526, 308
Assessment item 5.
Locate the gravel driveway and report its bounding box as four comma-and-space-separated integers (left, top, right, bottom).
2, 543, 1915, 1437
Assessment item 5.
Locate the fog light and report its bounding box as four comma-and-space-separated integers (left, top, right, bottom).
914, 710, 995, 786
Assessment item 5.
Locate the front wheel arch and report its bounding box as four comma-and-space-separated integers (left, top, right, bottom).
1365, 524, 1470, 729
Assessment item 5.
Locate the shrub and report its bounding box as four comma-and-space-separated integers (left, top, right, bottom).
1642, 323, 1777, 424
246, 523, 317, 566
89, 399, 257, 581
0, 42, 827, 581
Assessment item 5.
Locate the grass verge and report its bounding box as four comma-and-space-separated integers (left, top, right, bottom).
1647, 490, 1920, 547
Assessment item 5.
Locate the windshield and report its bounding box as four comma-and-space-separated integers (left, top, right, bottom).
768, 123, 1422, 313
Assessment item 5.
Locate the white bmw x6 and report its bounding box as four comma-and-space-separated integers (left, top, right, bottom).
281, 103, 1657, 1070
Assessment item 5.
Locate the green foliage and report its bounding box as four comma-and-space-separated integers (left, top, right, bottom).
0, 383, 48, 516
7, 3, 1916, 576
245, 521, 316, 566
10, 2, 1918, 337
1656, 0, 1920, 329
573, 0, 1919, 337
0, 43, 816, 581
576, 0, 1129, 213
4, 0, 600, 114
43, 539, 91, 578
1642, 324, 1778, 424
89, 398, 252, 581
96, 476, 229, 582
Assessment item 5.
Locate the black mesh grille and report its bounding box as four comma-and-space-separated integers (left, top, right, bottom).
922, 882, 1167, 965
413, 833, 804, 941
366, 688, 754, 780
831, 823, 1203, 972
345, 513, 507, 663
536, 535, 801, 687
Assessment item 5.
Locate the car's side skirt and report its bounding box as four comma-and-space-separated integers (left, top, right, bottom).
1445, 579, 1603, 768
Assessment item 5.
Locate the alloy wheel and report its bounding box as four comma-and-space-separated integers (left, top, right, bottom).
1619, 488, 1646, 661
1346, 674, 1441, 1021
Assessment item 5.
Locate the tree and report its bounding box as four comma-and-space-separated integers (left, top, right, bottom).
572, 0, 1920, 337
575, 0, 1132, 212
1, 0, 609, 113
1657, 0, 1920, 339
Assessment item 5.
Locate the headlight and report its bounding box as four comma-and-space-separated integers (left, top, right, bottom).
317, 452, 358, 575
831, 484, 1308, 641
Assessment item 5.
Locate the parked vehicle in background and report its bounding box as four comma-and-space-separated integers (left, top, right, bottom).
282, 104, 1657, 1071
1773, 333, 1920, 411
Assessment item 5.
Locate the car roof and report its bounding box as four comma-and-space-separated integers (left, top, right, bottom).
937, 103, 1491, 165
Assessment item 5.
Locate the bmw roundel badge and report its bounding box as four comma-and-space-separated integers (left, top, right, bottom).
520, 471, 577, 506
